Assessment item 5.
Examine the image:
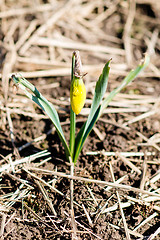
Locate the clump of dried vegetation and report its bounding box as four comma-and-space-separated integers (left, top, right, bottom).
0, 0, 160, 239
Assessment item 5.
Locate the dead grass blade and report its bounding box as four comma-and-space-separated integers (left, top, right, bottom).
116, 152, 141, 175
147, 227, 160, 240
34, 37, 125, 55
109, 161, 131, 240
69, 157, 78, 240
0, 213, 6, 237
133, 212, 158, 233
27, 167, 160, 199
0, 150, 50, 173
34, 180, 57, 216
123, 0, 136, 65
23, 202, 55, 230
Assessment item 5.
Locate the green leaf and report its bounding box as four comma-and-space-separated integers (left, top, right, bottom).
100, 54, 150, 115
12, 74, 71, 160
73, 60, 111, 163
73, 54, 150, 163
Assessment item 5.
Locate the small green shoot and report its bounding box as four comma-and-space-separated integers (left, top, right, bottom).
12, 52, 149, 164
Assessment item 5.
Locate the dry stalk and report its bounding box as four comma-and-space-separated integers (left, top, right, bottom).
69, 157, 78, 240
109, 161, 131, 240
123, 0, 136, 66
27, 167, 160, 199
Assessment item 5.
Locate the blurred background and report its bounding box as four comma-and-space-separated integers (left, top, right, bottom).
0, 0, 160, 97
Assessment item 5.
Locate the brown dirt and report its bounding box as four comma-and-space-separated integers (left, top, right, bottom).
0, 1, 160, 240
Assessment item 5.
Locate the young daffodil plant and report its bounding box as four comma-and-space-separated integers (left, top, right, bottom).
12, 51, 149, 165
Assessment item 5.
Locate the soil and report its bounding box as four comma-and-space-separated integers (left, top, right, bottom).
1, 76, 160, 239
0, 1, 160, 240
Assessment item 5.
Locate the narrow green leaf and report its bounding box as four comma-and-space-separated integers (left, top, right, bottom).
100, 54, 150, 115
73, 60, 111, 163
12, 74, 71, 160
85, 60, 111, 132
73, 54, 149, 163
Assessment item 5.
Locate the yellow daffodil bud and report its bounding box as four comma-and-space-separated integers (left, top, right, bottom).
70, 77, 86, 115
70, 50, 86, 115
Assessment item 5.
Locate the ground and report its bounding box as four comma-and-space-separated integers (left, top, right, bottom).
0, 1, 160, 240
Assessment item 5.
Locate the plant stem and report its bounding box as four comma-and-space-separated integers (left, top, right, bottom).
69, 53, 76, 160
70, 108, 75, 159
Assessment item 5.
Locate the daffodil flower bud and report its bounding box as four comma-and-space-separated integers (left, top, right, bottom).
70, 51, 86, 115
70, 77, 86, 115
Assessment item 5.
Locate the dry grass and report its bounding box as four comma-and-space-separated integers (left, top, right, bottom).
0, 0, 160, 239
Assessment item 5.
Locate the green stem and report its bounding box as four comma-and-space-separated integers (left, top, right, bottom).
69, 54, 76, 160
70, 108, 76, 159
